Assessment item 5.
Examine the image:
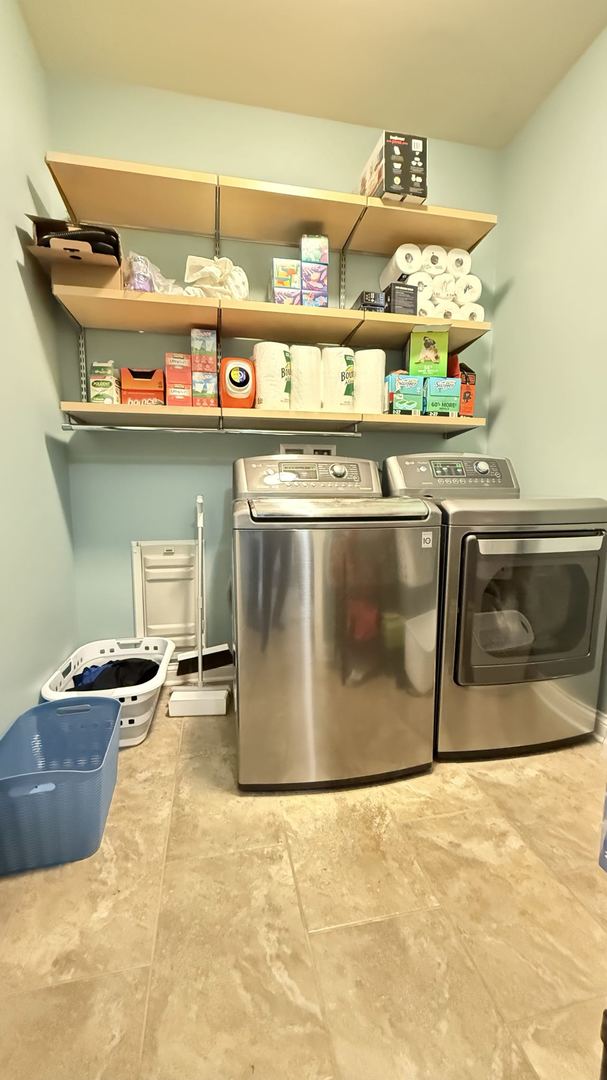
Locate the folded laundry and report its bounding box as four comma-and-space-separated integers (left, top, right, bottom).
72, 658, 159, 691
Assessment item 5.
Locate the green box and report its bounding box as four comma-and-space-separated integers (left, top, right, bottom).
423, 377, 461, 416
384, 373, 424, 414
406, 328, 449, 377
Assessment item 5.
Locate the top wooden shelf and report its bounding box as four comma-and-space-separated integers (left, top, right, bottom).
45, 152, 496, 254
46, 152, 217, 235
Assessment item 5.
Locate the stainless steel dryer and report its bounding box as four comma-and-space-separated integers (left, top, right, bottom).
384, 452, 607, 758
232, 455, 441, 789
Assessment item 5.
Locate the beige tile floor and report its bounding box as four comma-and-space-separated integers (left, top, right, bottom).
2, 694, 607, 1080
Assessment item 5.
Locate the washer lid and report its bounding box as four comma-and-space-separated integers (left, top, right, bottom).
248, 497, 431, 521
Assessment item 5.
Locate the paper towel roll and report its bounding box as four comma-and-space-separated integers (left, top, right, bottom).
454, 274, 483, 305
253, 341, 291, 410
379, 244, 422, 291
321, 347, 355, 411
459, 302, 485, 322
290, 345, 322, 411
432, 273, 456, 302
434, 300, 461, 321
421, 245, 448, 276
447, 248, 472, 277
406, 271, 433, 304
417, 300, 436, 318
354, 349, 386, 415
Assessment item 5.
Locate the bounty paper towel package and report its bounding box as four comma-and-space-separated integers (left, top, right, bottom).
406, 328, 449, 378
290, 345, 322, 411
321, 347, 355, 410
253, 341, 291, 410
423, 377, 461, 417
354, 349, 386, 414
384, 372, 424, 415
359, 132, 427, 204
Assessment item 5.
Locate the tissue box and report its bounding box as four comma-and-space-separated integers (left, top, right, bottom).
352, 291, 385, 311
302, 291, 328, 307
423, 377, 461, 417
271, 286, 302, 305
121, 368, 165, 405
384, 372, 424, 415
406, 328, 448, 377
384, 282, 418, 315
448, 354, 477, 416
272, 258, 301, 289
359, 131, 427, 204
165, 352, 192, 407
301, 262, 328, 294
88, 363, 121, 404
301, 234, 329, 264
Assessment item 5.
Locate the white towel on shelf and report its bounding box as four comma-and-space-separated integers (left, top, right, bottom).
459, 302, 485, 322
434, 300, 461, 320
253, 341, 291, 410
421, 245, 448, 276
379, 244, 422, 291
354, 350, 386, 415
321, 347, 355, 411
431, 273, 456, 302
417, 299, 436, 318
405, 271, 433, 304
454, 274, 483, 305
290, 345, 322, 411
447, 248, 472, 278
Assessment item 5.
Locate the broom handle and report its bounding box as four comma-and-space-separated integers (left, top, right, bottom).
196, 495, 205, 689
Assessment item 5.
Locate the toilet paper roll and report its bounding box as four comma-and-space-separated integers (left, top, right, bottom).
447, 248, 472, 277
431, 273, 456, 302
454, 274, 483, 305
321, 347, 355, 411
421, 244, 448, 276
354, 349, 386, 415
379, 244, 422, 291
253, 341, 291, 410
417, 300, 436, 318
458, 302, 485, 322
290, 345, 322, 411
434, 300, 461, 321
405, 271, 433, 304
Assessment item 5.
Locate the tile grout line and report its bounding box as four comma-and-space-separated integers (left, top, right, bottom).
282, 819, 343, 1080
502, 990, 607, 1080
308, 902, 443, 937
0, 961, 152, 1003
135, 710, 185, 1077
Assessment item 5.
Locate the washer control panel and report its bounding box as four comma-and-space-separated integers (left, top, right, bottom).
234, 455, 382, 497
384, 453, 519, 498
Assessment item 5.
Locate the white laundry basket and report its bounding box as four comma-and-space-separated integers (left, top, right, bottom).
41, 638, 175, 748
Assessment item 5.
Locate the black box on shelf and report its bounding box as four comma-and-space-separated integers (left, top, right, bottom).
384, 282, 418, 315
352, 290, 385, 311
359, 132, 427, 204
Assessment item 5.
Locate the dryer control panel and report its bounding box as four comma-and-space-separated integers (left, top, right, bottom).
383, 453, 520, 498
234, 455, 382, 497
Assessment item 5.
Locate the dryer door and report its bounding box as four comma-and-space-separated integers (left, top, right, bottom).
455, 531, 607, 685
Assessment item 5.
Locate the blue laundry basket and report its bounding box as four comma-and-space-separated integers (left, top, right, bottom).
0, 697, 121, 875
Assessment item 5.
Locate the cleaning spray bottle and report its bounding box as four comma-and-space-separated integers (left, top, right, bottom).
220, 357, 255, 408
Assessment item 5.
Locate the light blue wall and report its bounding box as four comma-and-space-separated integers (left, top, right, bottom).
0, 2, 76, 730
491, 27, 607, 710
49, 77, 498, 645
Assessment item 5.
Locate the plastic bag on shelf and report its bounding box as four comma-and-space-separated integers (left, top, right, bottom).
125, 251, 183, 295
184, 255, 249, 299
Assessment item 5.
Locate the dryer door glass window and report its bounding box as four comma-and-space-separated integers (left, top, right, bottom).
456, 532, 606, 686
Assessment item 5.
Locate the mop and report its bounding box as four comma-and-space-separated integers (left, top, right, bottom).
168, 495, 232, 717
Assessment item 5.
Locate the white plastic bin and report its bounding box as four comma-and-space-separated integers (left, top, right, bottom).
41, 638, 175, 748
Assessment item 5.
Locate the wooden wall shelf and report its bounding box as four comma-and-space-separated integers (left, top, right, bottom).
219, 176, 366, 249
348, 199, 496, 256
220, 300, 363, 345
53, 286, 219, 333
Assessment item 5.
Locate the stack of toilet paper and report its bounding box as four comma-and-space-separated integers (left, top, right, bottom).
253, 341, 386, 414
380, 243, 485, 322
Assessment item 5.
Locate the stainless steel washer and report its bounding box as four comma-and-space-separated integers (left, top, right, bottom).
384, 452, 607, 758
232, 454, 441, 789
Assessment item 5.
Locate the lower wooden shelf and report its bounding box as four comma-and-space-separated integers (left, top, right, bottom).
61, 401, 485, 436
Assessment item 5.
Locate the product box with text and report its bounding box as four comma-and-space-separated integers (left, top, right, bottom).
384, 372, 424, 415
165, 352, 192, 407
359, 131, 427, 204
121, 368, 165, 405
423, 376, 461, 417
405, 328, 448, 377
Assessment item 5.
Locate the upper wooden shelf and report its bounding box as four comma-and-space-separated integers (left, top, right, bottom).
348, 199, 496, 256
46, 152, 217, 235
53, 285, 219, 333
347, 311, 491, 353
218, 175, 365, 249
221, 299, 362, 345
61, 402, 221, 429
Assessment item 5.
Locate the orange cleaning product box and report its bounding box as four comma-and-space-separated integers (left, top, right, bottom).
165, 352, 192, 407
447, 354, 477, 416
121, 368, 165, 405
220, 357, 256, 408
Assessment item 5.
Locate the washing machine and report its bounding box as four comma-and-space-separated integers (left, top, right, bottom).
384, 452, 607, 758
232, 455, 441, 789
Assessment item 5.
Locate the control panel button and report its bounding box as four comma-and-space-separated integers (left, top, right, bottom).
475, 460, 490, 475
330, 463, 348, 479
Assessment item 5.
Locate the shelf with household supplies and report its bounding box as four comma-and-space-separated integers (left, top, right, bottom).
51, 285, 490, 352
60, 401, 486, 437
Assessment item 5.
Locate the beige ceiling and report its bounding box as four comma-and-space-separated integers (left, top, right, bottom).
19, 0, 607, 148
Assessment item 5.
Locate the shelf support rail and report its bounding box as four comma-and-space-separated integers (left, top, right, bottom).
78, 329, 87, 403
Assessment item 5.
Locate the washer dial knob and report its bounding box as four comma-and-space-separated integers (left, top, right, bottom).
475, 460, 490, 475
330, 463, 348, 479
